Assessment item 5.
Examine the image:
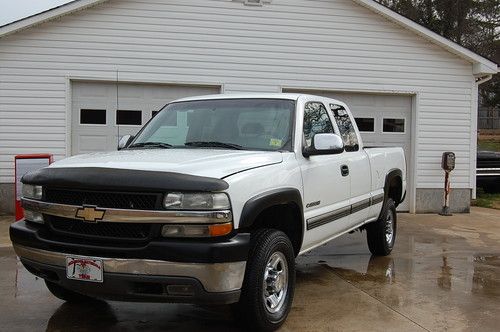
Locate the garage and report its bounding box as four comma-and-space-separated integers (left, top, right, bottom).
284, 89, 412, 211
0, 0, 497, 214
71, 82, 220, 155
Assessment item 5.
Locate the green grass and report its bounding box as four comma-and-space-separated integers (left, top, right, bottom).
474, 190, 500, 210
478, 140, 500, 152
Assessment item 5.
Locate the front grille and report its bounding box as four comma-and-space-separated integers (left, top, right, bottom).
44, 188, 161, 210
47, 216, 153, 241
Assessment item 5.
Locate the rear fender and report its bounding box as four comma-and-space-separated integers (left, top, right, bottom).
384, 169, 403, 206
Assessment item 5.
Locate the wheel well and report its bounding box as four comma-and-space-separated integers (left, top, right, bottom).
387, 176, 403, 207
247, 203, 303, 256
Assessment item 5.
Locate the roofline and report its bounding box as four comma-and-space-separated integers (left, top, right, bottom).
0, 0, 497, 75
172, 93, 302, 103
0, 0, 107, 38
351, 0, 498, 75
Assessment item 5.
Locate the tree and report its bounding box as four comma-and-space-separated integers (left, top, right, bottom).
378, 0, 500, 107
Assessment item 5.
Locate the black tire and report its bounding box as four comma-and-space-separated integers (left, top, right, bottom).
45, 280, 100, 303
236, 229, 295, 332
366, 198, 397, 256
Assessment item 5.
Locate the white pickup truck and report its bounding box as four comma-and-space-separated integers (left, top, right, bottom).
11, 94, 406, 331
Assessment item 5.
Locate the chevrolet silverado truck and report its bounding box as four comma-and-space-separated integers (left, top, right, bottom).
11, 94, 406, 331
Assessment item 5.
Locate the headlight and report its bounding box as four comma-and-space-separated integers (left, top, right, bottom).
22, 184, 43, 200
163, 192, 230, 210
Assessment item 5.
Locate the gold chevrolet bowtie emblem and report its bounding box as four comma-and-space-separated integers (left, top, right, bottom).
75, 205, 105, 223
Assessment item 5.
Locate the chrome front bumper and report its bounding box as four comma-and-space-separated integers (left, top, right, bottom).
13, 244, 246, 293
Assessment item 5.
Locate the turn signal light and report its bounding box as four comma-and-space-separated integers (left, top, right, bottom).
161, 222, 233, 238
208, 223, 233, 237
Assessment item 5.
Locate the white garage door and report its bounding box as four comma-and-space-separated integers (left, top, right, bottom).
71, 82, 220, 155
283, 89, 412, 211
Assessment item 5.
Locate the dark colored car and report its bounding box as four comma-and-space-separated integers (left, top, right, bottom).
476, 151, 500, 193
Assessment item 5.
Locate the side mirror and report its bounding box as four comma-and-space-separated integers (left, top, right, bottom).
118, 135, 134, 150
303, 133, 344, 157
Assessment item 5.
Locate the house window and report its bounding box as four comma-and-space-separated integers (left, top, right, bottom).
355, 118, 375, 132
80, 109, 106, 124
383, 118, 405, 133
116, 110, 142, 125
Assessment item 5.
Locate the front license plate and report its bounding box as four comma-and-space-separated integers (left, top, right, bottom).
66, 256, 103, 283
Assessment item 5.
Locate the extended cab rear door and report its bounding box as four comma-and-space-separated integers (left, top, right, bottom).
329, 103, 372, 225
299, 101, 352, 249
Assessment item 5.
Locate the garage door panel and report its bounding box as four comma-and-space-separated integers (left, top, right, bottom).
74, 83, 110, 99
71, 82, 219, 155
77, 135, 109, 154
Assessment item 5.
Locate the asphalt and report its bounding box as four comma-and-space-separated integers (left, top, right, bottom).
0, 208, 499, 331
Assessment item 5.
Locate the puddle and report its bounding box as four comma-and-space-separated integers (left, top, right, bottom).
472, 255, 500, 297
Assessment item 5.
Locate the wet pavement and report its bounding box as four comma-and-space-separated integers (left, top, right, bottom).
0, 208, 499, 331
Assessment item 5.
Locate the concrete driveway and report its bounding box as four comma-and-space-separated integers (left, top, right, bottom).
0, 208, 499, 331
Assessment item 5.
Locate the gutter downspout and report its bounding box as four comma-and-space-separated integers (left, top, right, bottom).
472, 73, 494, 199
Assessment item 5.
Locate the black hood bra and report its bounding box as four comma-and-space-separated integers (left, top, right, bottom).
21, 167, 229, 192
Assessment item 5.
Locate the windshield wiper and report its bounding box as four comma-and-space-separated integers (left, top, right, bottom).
128, 142, 173, 149
184, 141, 244, 150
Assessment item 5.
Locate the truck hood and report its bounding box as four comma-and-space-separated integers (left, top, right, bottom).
49, 149, 283, 179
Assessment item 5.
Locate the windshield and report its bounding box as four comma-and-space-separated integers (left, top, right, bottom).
130, 98, 295, 151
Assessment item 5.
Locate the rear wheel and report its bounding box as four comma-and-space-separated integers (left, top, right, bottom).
366, 198, 397, 256
236, 229, 295, 331
45, 280, 100, 303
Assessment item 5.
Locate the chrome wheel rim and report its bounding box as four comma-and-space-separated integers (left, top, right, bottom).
263, 252, 288, 314
385, 210, 394, 245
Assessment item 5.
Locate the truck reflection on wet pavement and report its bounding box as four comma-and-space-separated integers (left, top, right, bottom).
1, 208, 499, 331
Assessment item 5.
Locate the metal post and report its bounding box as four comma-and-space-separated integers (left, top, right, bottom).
440, 170, 452, 216
439, 152, 455, 216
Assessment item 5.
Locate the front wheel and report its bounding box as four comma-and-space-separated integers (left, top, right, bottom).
366, 198, 397, 256
236, 229, 295, 331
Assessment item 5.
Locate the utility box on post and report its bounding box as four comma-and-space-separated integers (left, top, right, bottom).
441, 152, 456, 172
14, 154, 53, 221
439, 152, 455, 216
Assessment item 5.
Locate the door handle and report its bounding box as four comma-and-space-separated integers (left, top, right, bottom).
341, 165, 349, 177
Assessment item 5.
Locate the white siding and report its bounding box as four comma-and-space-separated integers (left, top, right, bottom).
0, 0, 474, 190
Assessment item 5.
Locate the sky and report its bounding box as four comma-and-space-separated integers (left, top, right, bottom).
0, 0, 73, 26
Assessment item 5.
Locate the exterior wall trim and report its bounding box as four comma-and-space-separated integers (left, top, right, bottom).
0, 0, 107, 38
410, 93, 420, 213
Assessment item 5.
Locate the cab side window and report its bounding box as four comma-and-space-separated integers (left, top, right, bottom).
303, 102, 334, 148
330, 104, 359, 152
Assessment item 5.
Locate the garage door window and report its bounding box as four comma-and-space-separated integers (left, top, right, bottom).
355, 118, 374, 132
383, 118, 405, 133
116, 110, 142, 125
80, 109, 106, 125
